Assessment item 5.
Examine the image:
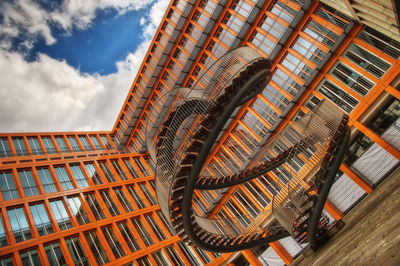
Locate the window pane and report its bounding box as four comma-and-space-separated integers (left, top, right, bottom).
101, 226, 125, 259
55, 136, 69, 153
131, 218, 154, 246
0, 138, 12, 158
70, 165, 89, 188
79, 136, 92, 151
117, 222, 141, 252
111, 160, 128, 180
97, 161, 116, 182
44, 242, 66, 266
85, 193, 106, 220
42, 137, 56, 154
54, 166, 74, 190
144, 214, 165, 241
0, 215, 8, 247
123, 159, 139, 178
28, 137, 42, 155
37, 168, 57, 193
65, 237, 89, 266
127, 186, 146, 209
18, 169, 39, 197
165, 245, 185, 266
84, 163, 103, 185
12, 137, 27, 156
139, 183, 156, 205
68, 196, 90, 225
89, 136, 102, 150
30, 203, 53, 236
0, 171, 19, 200
134, 158, 150, 176
20, 248, 41, 266
67, 137, 81, 152
84, 231, 109, 265
100, 190, 120, 216
50, 200, 73, 230
113, 187, 134, 212
7, 207, 32, 242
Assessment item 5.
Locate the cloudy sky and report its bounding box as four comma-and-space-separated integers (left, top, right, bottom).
0, 0, 169, 133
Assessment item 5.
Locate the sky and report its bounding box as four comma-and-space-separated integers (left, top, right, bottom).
0, 0, 170, 133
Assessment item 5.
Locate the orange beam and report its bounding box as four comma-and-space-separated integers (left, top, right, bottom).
269, 241, 294, 265
340, 163, 373, 193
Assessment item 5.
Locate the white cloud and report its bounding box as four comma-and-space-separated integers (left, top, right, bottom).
0, 0, 170, 133
0, 0, 155, 49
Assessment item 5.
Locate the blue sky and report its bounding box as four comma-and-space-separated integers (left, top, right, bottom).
0, 0, 169, 133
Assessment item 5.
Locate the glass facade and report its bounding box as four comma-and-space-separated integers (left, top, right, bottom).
0, 1, 399, 265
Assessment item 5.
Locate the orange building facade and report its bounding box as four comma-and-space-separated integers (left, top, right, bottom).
1, 0, 400, 265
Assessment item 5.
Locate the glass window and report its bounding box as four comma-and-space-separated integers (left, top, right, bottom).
234, 189, 260, 218
131, 217, 154, 246
55, 136, 69, 153
152, 250, 170, 265
127, 186, 146, 209
12, 137, 27, 156
344, 43, 391, 78
0, 171, 18, 200
113, 187, 134, 213
27, 137, 42, 155
20, 248, 41, 266
243, 181, 270, 208
99, 136, 110, 149
84, 163, 103, 185
84, 231, 109, 265
44, 242, 66, 266
67, 137, 81, 152
37, 168, 57, 193
331, 62, 374, 96
134, 158, 150, 176
0, 138, 11, 157
157, 211, 175, 236
193, 246, 211, 264
89, 136, 102, 150
30, 203, 53, 236
85, 193, 106, 220
7, 207, 32, 242
54, 166, 74, 190
50, 200, 72, 230
136, 256, 151, 266
317, 79, 359, 113
144, 214, 165, 241
165, 245, 185, 266
78, 136, 92, 151
18, 169, 39, 197
0, 215, 7, 247
117, 222, 140, 252
97, 161, 116, 182
99, 190, 120, 216
69, 165, 89, 188
139, 183, 156, 205
68, 196, 90, 225
111, 160, 128, 180
65, 237, 89, 266
178, 242, 203, 266
123, 159, 139, 178
101, 226, 125, 259
41, 137, 56, 154
358, 26, 400, 59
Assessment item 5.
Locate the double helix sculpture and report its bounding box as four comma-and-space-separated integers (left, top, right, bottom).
145, 47, 349, 252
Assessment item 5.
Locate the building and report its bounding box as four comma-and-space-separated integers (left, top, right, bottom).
0, 0, 399, 265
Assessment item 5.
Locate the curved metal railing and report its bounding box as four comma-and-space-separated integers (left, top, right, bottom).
145, 47, 348, 252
